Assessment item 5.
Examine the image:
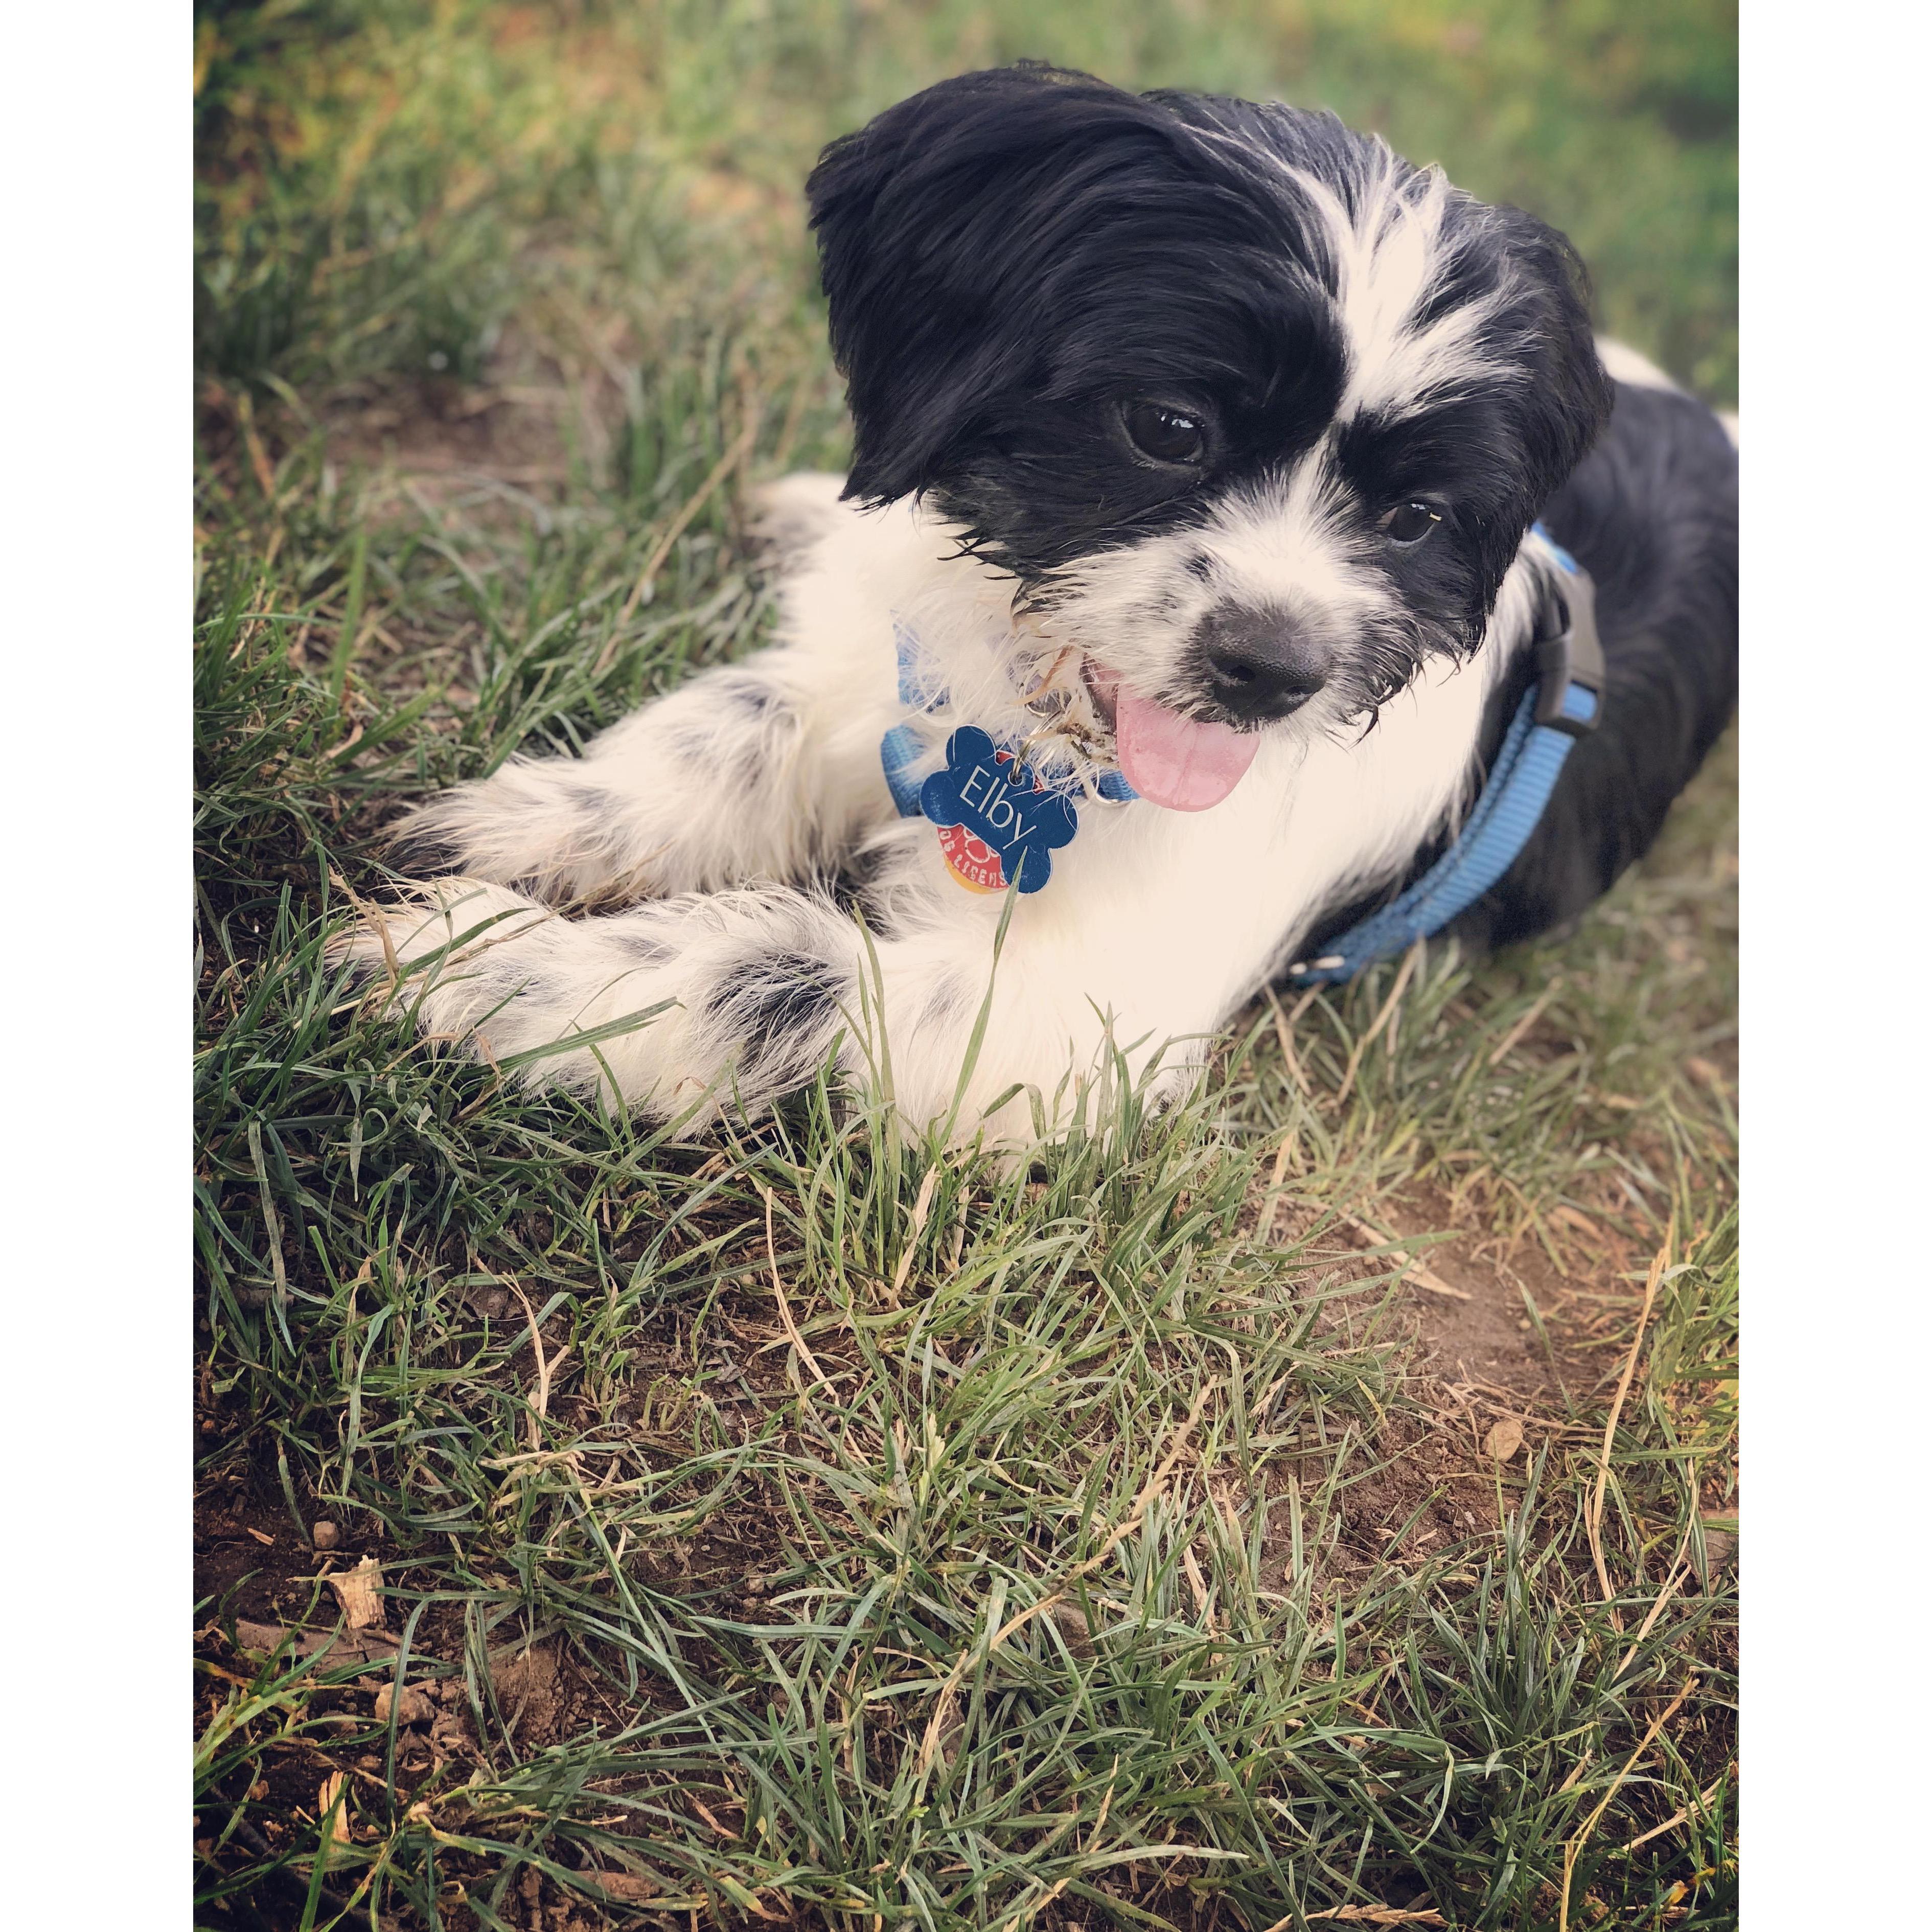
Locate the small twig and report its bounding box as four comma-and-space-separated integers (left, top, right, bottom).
1265, 1908, 1446, 1929
757, 1185, 835, 1398
888, 1165, 941, 1305
1086, 1760, 1119, 1852
1559, 1676, 1698, 1932
1313, 1912, 1447, 1927
601, 409, 763, 663
1616, 1554, 1692, 1680
1254, 988, 1317, 1239
1181, 1545, 1216, 1628
233, 1618, 399, 1665
1487, 978, 1563, 1067
1266, 983, 1318, 1096
505, 1280, 559, 1453
1588, 1226, 1673, 1612
1626, 1770, 1729, 1851
1337, 1211, 1470, 1301
1256, 1129, 1299, 1243
998, 1877, 1071, 1932
687, 1795, 735, 1839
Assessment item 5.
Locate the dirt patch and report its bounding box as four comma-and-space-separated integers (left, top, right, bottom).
1387, 1182, 1641, 1406
193, 1479, 361, 1630
1275, 1176, 1657, 1412
1249, 1181, 1655, 1590
198, 361, 584, 532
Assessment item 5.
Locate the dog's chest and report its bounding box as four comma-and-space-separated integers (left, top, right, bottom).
888, 653, 1493, 1027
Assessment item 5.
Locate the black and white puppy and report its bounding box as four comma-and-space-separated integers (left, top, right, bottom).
353, 66, 1737, 1142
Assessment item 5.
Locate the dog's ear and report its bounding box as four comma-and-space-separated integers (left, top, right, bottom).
808, 65, 1195, 505
1482, 203, 1615, 509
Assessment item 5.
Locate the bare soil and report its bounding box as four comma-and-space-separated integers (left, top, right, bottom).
1246, 1181, 1655, 1593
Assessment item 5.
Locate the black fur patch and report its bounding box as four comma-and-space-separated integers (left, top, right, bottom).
570, 786, 631, 823
703, 949, 852, 1085
666, 675, 797, 784
385, 815, 466, 876
617, 928, 670, 963
718, 676, 780, 719
919, 975, 972, 1033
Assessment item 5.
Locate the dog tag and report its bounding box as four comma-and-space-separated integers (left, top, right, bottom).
918, 726, 1077, 893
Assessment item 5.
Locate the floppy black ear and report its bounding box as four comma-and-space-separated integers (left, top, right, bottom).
1402, 194, 1613, 600
1483, 202, 1615, 510
807, 65, 1195, 504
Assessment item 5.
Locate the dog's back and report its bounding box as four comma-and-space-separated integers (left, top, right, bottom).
1450, 364, 1738, 951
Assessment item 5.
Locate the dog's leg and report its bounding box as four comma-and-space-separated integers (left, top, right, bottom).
395, 476, 899, 906
348, 878, 873, 1122
393, 625, 896, 904
343, 847, 1222, 1140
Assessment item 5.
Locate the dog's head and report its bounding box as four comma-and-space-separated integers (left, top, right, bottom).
809, 65, 1611, 808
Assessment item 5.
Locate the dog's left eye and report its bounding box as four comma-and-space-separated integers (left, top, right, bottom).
1123, 401, 1207, 465
1383, 501, 1443, 544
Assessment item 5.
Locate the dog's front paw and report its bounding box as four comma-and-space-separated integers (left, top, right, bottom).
335, 873, 705, 1109
335, 876, 558, 1023
386, 763, 659, 908
335, 879, 868, 1124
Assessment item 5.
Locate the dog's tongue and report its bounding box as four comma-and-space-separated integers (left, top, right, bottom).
1115, 690, 1260, 812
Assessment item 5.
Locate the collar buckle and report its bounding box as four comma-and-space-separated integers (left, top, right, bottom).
1530, 543, 1605, 740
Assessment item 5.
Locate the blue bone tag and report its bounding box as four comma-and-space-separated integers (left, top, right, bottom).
918, 726, 1078, 894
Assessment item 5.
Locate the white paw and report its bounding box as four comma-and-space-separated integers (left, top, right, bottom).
338, 879, 862, 1123
387, 763, 657, 907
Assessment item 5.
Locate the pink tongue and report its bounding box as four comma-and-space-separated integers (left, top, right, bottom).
1115, 691, 1260, 812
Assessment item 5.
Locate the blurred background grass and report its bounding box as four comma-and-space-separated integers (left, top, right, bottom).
196, 0, 1737, 416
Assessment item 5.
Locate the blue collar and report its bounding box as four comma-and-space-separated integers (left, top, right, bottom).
878, 522, 1602, 944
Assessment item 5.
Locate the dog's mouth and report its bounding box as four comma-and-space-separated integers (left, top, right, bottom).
1081, 658, 1260, 814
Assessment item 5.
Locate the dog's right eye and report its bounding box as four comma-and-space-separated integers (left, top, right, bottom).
1382, 500, 1445, 544
1123, 401, 1207, 466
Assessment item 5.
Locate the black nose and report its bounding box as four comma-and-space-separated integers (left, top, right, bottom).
1193, 603, 1333, 722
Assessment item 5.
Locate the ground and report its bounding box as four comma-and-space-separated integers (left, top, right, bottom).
193, 5, 1737, 1927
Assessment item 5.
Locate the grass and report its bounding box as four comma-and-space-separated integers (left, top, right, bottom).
193, 4, 1737, 1927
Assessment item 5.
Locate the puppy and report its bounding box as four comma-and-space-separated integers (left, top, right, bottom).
351, 65, 1737, 1143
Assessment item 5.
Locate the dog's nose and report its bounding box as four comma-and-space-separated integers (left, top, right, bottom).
1193, 604, 1333, 722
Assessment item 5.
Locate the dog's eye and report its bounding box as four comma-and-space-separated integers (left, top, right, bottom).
1383, 501, 1443, 545
1123, 401, 1206, 466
